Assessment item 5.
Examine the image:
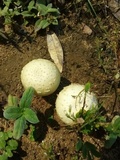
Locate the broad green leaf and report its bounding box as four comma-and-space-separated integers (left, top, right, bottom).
3, 107, 22, 120
19, 87, 35, 109
13, 116, 26, 139
76, 140, 83, 152
7, 139, 18, 150
24, 108, 39, 124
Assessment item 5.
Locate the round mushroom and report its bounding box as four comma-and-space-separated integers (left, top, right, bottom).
55, 83, 98, 125
21, 59, 61, 96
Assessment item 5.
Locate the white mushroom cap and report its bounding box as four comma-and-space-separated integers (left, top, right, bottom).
55, 83, 98, 125
21, 59, 61, 96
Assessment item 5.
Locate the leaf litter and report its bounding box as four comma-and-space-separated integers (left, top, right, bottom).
47, 32, 64, 73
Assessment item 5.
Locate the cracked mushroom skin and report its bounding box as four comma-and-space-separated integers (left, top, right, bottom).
21, 59, 61, 96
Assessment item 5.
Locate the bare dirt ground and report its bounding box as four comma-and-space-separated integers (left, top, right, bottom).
0, 1, 120, 160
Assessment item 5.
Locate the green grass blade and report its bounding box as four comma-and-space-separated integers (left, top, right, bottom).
87, 0, 97, 17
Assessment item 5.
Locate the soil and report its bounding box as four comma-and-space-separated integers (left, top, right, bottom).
0, 1, 120, 160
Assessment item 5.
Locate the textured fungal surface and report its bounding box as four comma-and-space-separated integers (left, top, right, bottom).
56, 83, 98, 125
21, 59, 61, 96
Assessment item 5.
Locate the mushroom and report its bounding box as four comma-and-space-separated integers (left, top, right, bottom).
21, 59, 61, 96
55, 83, 98, 125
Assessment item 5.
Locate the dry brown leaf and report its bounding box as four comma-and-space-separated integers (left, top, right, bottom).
47, 32, 63, 73
108, 0, 120, 21
81, 23, 92, 35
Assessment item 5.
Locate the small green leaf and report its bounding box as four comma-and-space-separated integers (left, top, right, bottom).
47, 3, 53, 8
87, 152, 92, 160
34, 19, 41, 31
0, 153, 8, 160
105, 136, 117, 149
85, 142, 100, 158
82, 144, 88, 158
52, 19, 58, 25
112, 116, 120, 131
5, 146, 13, 157
29, 125, 36, 141
75, 109, 82, 118
36, 4, 48, 15
0, 140, 6, 149
3, 132, 9, 141
1, 6, 9, 16
13, 116, 26, 139
4, 16, 12, 24
85, 82, 91, 92
0, 132, 8, 141
47, 7, 60, 14
76, 140, 83, 152
41, 20, 50, 29
24, 108, 39, 124
3, 0, 12, 7
19, 87, 35, 109
35, 19, 50, 32
21, 11, 35, 17
7, 95, 19, 107
13, 10, 20, 16
7, 139, 18, 150
7, 131, 12, 138
28, 0, 35, 11
3, 107, 22, 120
36, 0, 46, 5
0, 29, 8, 39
